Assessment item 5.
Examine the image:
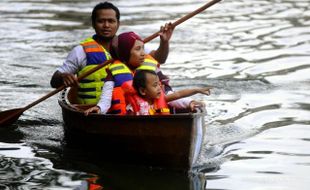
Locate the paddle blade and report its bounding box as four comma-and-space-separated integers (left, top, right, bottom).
0, 108, 24, 128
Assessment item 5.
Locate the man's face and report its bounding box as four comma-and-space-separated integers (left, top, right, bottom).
93, 9, 119, 39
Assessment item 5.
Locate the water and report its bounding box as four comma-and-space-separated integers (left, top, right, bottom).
1, 0, 310, 189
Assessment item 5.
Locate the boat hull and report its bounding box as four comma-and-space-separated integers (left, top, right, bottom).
59, 88, 205, 171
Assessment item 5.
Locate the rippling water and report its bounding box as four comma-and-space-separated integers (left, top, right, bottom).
1, 0, 310, 189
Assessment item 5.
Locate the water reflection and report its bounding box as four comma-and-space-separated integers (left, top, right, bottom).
0, 129, 24, 143
50, 145, 208, 190
0, 155, 88, 189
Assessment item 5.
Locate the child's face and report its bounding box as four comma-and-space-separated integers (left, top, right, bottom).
142, 73, 162, 101
128, 40, 145, 68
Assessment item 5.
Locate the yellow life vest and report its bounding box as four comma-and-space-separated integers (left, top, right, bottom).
77, 37, 112, 104
107, 55, 160, 114
136, 54, 159, 71
107, 60, 133, 114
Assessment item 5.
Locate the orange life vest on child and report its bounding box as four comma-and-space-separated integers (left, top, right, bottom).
107, 54, 166, 115
122, 81, 170, 115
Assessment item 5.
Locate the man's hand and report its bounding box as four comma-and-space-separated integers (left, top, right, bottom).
61, 73, 79, 87
50, 71, 78, 88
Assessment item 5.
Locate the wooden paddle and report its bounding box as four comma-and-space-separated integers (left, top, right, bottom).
0, 0, 221, 128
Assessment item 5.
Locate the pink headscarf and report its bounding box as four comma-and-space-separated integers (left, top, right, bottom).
113, 32, 143, 62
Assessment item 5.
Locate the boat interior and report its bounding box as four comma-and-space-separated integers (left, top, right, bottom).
63, 87, 203, 114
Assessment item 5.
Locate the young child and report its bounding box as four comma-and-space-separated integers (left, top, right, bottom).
125, 70, 211, 115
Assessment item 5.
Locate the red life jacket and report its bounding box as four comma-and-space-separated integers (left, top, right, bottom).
122, 81, 170, 115
87, 177, 103, 190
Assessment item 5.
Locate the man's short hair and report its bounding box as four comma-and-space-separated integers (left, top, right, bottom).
92, 1, 120, 24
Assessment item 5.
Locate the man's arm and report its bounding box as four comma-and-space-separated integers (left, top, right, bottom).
50, 71, 63, 88
50, 71, 78, 88
50, 45, 84, 88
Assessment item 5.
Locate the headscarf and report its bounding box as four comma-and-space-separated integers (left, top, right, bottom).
111, 32, 142, 63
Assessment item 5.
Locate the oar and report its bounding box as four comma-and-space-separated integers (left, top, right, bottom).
0, 59, 113, 128
143, 0, 222, 43
0, 0, 221, 128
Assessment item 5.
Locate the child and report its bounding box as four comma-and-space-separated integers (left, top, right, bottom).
125, 70, 211, 115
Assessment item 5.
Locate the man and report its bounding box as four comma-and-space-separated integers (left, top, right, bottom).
50, 1, 174, 105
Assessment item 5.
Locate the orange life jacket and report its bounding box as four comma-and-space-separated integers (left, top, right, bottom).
122, 81, 170, 115
107, 60, 133, 115
87, 177, 103, 190
107, 55, 164, 115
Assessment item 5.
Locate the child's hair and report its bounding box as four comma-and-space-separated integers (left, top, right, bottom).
133, 70, 157, 96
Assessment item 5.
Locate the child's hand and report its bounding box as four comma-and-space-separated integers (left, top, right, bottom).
84, 106, 101, 116
197, 87, 212, 96
189, 100, 206, 112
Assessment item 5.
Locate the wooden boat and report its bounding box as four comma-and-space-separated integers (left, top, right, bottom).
58, 87, 206, 171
